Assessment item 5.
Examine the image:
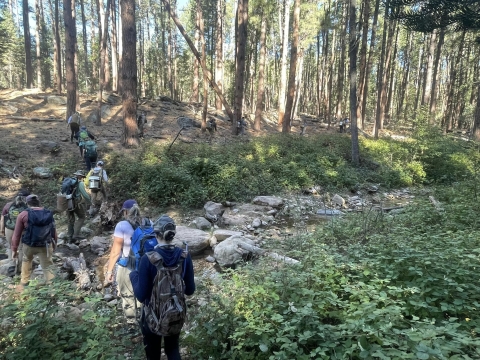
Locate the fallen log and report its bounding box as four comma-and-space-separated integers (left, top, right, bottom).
1, 115, 62, 122
62, 253, 91, 289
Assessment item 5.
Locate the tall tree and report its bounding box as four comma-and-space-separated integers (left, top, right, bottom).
277, 0, 291, 126
98, 0, 111, 125
282, 0, 300, 134
35, 0, 41, 89
232, 0, 248, 134
215, 0, 224, 110
121, 0, 138, 145
110, 0, 119, 92
22, 0, 33, 88
199, 0, 207, 130
191, 0, 200, 102
254, 14, 267, 131
350, 0, 359, 164
335, 2, 347, 119
64, 0, 77, 121
54, 0, 62, 93
80, 0, 89, 91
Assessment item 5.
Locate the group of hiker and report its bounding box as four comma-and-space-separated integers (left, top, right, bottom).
67, 112, 98, 171
1, 177, 194, 359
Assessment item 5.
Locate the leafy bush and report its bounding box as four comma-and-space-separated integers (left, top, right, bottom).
0, 279, 143, 359
184, 187, 480, 359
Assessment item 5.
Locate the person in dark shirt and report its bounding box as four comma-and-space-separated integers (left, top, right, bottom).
130, 215, 195, 360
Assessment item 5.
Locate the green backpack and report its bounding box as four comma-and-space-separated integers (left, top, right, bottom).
5, 202, 28, 230
84, 140, 97, 157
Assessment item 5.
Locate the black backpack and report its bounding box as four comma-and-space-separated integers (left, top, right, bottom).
22, 208, 55, 247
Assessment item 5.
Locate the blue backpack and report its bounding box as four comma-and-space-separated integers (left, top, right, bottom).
61, 177, 78, 195
22, 208, 54, 247
126, 220, 157, 271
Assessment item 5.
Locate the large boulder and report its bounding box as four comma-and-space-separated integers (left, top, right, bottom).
33, 167, 53, 178
39, 141, 60, 155
204, 201, 226, 216
252, 196, 284, 209
213, 229, 243, 241
193, 217, 212, 230
213, 235, 257, 267
90, 236, 110, 255
222, 214, 248, 226
332, 194, 346, 207
173, 226, 210, 256
47, 95, 67, 105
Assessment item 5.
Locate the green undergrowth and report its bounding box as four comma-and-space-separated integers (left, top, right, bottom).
0, 279, 143, 359
184, 182, 480, 359
106, 132, 479, 208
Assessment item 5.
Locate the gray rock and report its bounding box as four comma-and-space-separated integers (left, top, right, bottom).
213, 229, 243, 241
101, 104, 111, 117
262, 215, 275, 223
266, 209, 278, 216
316, 209, 344, 216
87, 112, 98, 125
78, 240, 89, 248
205, 255, 216, 263
251, 218, 262, 228
203, 201, 226, 216
33, 166, 53, 178
65, 244, 80, 250
47, 95, 67, 105
332, 194, 345, 207
222, 214, 248, 226
194, 217, 212, 230
213, 235, 256, 267
252, 196, 284, 209
0, 103, 18, 114
172, 226, 210, 256
209, 236, 218, 247
177, 116, 201, 129
58, 232, 69, 240
81, 227, 93, 235
90, 236, 110, 254
39, 141, 60, 155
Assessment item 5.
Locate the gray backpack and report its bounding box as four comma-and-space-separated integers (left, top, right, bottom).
143, 250, 187, 336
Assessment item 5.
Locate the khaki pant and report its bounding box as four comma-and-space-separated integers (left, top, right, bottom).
5, 228, 23, 267
117, 265, 139, 321
67, 202, 86, 239
21, 243, 55, 285
90, 189, 106, 207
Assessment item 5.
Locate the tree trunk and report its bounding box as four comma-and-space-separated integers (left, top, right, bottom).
23, 0, 33, 88
292, 50, 304, 121
64, 0, 77, 122
98, 0, 111, 126
90, 0, 97, 92
277, 0, 291, 126
199, 0, 207, 130
472, 82, 480, 141
357, 0, 370, 129
335, 3, 347, 119
215, 0, 224, 110
35, 0, 42, 89
422, 30, 436, 107
397, 32, 412, 121
254, 15, 266, 131
350, 0, 359, 164
445, 31, 465, 132
361, 0, 380, 128
282, 0, 299, 134
191, 2, 200, 102
110, 0, 119, 92
385, 24, 399, 124
121, 0, 138, 146
232, 0, 248, 134
373, 0, 389, 139
80, 0, 89, 92
429, 27, 445, 122
413, 39, 424, 119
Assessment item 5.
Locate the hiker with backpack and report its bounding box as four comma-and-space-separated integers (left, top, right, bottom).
104, 199, 150, 322
74, 126, 95, 157
67, 112, 82, 143
66, 170, 92, 243
129, 215, 195, 360
85, 160, 108, 216
1, 189, 30, 264
11, 194, 57, 288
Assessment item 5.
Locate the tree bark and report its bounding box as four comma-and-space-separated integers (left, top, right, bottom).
335, 2, 347, 119
429, 27, 445, 122
232, 0, 248, 134
199, 0, 207, 130
422, 30, 436, 107
64, 0, 77, 122
215, 0, 224, 110
277, 0, 291, 126
350, 0, 359, 164
282, 0, 299, 134
473, 82, 480, 141
98, 0, 111, 126
397, 32, 412, 121
111, 0, 119, 92
445, 31, 465, 132
35, 0, 42, 89
121, 0, 138, 146
191, 1, 200, 102
254, 15, 267, 131
23, 0, 33, 88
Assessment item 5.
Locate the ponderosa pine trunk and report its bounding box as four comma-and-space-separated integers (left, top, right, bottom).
429, 28, 445, 122
215, 0, 224, 110
254, 15, 266, 131
357, 0, 370, 129
282, 0, 299, 133
80, 0, 89, 91
191, 1, 200, 102
64, 0, 77, 121
472, 82, 480, 141
199, 0, 207, 130
335, 3, 347, 119
121, 0, 138, 146
111, 0, 119, 92
350, 0, 359, 164
98, 0, 111, 126
422, 30, 436, 107
232, 0, 248, 134
397, 32, 412, 121
277, 0, 291, 126
23, 0, 33, 88
35, 0, 41, 89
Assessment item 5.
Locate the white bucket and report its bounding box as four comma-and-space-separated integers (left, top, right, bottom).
89, 176, 101, 190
